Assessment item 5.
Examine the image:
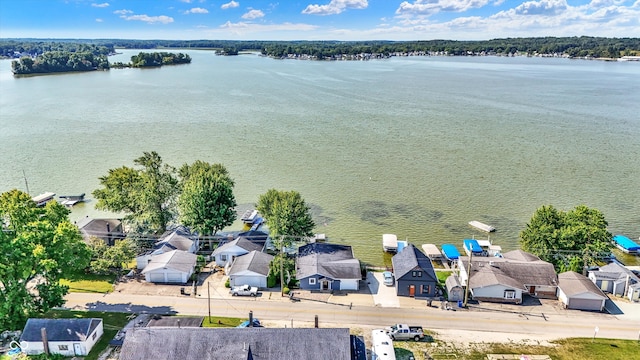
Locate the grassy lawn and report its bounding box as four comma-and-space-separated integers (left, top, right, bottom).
201, 315, 243, 328
60, 271, 117, 294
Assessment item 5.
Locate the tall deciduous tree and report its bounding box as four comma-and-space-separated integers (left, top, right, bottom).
88, 237, 137, 275
256, 189, 315, 239
93, 151, 178, 234
520, 205, 612, 273
178, 161, 237, 236
0, 189, 91, 330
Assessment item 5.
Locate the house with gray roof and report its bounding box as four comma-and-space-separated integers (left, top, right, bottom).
119, 327, 357, 360
459, 250, 557, 304
228, 250, 274, 288
391, 244, 438, 298
296, 243, 361, 291
212, 236, 264, 267
588, 262, 640, 301
136, 226, 199, 269
76, 217, 125, 246
557, 271, 607, 311
142, 250, 197, 283
20, 318, 103, 356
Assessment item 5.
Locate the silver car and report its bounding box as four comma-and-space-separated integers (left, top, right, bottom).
382, 271, 394, 286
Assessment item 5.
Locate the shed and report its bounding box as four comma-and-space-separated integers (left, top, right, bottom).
142, 250, 197, 283
20, 318, 103, 356
421, 244, 442, 259
228, 250, 274, 288
558, 271, 607, 311
445, 274, 464, 302
441, 244, 460, 261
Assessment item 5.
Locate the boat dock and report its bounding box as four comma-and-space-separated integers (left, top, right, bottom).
382, 234, 398, 253
59, 193, 85, 207
32, 192, 55, 207
468, 220, 496, 232
613, 234, 640, 254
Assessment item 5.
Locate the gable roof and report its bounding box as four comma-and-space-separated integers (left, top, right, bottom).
119, 327, 352, 360
296, 243, 361, 280
391, 244, 437, 281
502, 249, 541, 262
213, 236, 263, 255
142, 250, 197, 274
229, 251, 274, 276
460, 253, 557, 289
21, 318, 102, 342
593, 262, 640, 282
154, 227, 198, 252
558, 271, 607, 299
77, 218, 124, 241
445, 274, 462, 291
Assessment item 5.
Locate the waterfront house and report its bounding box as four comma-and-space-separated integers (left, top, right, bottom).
588, 262, 640, 300
391, 244, 438, 298
296, 243, 361, 291
458, 250, 557, 304
119, 327, 359, 360
76, 217, 125, 246
212, 236, 264, 267
136, 226, 199, 269
228, 250, 274, 288
557, 271, 607, 311
141, 250, 197, 283
20, 318, 103, 356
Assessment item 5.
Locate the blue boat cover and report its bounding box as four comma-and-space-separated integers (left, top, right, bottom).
463, 239, 483, 254
441, 244, 460, 260
613, 235, 640, 251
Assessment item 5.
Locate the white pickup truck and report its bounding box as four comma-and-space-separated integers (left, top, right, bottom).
230, 284, 258, 297
385, 324, 424, 341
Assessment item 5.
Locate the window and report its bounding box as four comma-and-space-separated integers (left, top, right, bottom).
58, 345, 68, 351
504, 290, 516, 299
423, 285, 431, 294
92, 332, 97, 340
412, 271, 416, 277
417, 271, 422, 277
221, 254, 227, 261
309, 278, 316, 285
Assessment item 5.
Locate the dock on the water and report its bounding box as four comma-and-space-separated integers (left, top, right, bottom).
382, 234, 398, 253
468, 220, 496, 233
32, 192, 55, 207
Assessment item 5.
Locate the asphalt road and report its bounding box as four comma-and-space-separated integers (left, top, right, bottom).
64, 292, 640, 341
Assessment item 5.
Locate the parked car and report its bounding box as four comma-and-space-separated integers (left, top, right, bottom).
385, 324, 424, 341
237, 318, 262, 328
230, 284, 258, 296
382, 271, 394, 286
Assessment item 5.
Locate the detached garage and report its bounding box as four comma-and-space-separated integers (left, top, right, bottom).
228, 251, 273, 288
142, 250, 197, 284
558, 271, 607, 312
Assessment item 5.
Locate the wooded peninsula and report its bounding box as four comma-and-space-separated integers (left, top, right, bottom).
3, 37, 639, 74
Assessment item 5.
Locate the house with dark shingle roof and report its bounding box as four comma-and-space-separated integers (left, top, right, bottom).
459, 250, 557, 304
20, 318, 103, 356
557, 271, 608, 311
296, 243, 361, 291
391, 244, 438, 298
228, 250, 274, 288
119, 327, 358, 360
212, 236, 264, 267
76, 217, 125, 246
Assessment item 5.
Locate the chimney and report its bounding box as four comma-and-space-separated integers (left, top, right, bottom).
41, 328, 49, 355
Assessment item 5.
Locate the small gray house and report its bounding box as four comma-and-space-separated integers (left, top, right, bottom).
588, 262, 640, 301
142, 250, 197, 283
391, 244, 438, 298
212, 236, 264, 267
76, 217, 125, 246
228, 250, 274, 288
20, 318, 103, 356
296, 243, 361, 291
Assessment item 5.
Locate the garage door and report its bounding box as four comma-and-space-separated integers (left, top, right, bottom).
568, 298, 602, 311
149, 273, 165, 283
167, 273, 183, 283
234, 276, 261, 288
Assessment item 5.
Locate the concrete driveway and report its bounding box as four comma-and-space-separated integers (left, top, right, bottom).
368, 272, 400, 308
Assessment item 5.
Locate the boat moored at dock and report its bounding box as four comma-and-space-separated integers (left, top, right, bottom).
613, 234, 640, 254
32, 192, 55, 207
468, 220, 496, 233
382, 234, 398, 253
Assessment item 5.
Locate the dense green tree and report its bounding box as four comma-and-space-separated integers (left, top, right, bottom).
520, 205, 612, 273
88, 238, 136, 275
256, 189, 315, 239
178, 161, 237, 236
93, 151, 178, 234
0, 189, 91, 330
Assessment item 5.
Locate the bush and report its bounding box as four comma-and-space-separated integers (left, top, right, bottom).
283, 286, 290, 295
224, 278, 230, 288
267, 274, 277, 288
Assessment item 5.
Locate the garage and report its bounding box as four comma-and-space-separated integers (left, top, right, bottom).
142, 250, 197, 284
558, 271, 607, 312
166, 273, 184, 283
228, 251, 273, 289
149, 273, 166, 283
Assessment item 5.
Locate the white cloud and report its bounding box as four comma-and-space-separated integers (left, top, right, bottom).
241, 9, 265, 19
113, 9, 133, 15
92, 2, 109, 8
121, 14, 174, 24
221, 1, 240, 9
512, 0, 568, 16
185, 7, 209, 14
96, 18, 104, 22
396, 0, 492, 16
302, 0, 368, 16
180, 0, 193, 3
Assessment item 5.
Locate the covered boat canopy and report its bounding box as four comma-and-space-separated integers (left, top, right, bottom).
421, 244, 442, 259
463, 239, 483, 255
613, 234, 640, 253
382, 234, 398, 252
441, 244, 460, 261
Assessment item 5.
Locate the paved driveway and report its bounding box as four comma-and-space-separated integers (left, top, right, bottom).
368, 272, 400, 308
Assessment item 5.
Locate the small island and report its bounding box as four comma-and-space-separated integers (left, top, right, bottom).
110, 51, 192, 68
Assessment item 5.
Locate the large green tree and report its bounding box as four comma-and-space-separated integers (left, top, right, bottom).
88, 237, 137, 275
256, 189, 315, 239
93, 151, 178, 234
520, 205, 612, 273
178, 161, 237, 236
0, 189, 91, 330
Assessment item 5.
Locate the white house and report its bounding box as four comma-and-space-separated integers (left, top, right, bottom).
588, 262, 640, 300
557, 271, 608, 311
20, 318, 103, 356
136, 227, 199, 270
142, 250, 197, 283
228, 250, 274, 288
212, 237, 263, 267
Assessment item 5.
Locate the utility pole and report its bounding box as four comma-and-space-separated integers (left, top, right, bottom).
463, 250, 473, 307
280, 236, 285, 297
207, 282, 211, 322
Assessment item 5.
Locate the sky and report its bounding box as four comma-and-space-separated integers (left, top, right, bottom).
0, 0, 638, 41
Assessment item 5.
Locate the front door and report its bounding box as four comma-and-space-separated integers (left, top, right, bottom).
73, 343, 82, 356
409, 285, 415, 297
529, 286, 536, 295
321, 280, 330, 290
